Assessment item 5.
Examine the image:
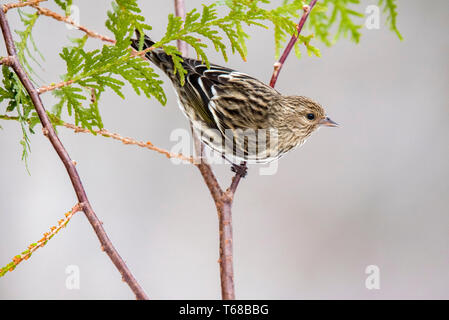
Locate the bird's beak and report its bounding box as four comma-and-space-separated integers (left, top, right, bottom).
319, 117, 339, 127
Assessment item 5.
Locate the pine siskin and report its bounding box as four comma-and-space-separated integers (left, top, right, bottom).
131, 32, 337, 166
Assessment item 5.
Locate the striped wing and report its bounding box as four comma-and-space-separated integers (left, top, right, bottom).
182, 60, 280, 162
183, 60, 277, 132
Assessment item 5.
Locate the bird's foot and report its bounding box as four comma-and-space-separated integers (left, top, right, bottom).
231, 162, 248, 178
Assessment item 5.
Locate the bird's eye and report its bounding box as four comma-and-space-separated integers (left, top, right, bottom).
306, 113, 315, 120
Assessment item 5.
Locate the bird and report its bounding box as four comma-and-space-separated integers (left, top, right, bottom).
131, 31, 338, 175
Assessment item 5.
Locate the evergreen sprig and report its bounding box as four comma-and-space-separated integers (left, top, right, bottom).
379, 0, 403, 40
54, 0, 73, 16
14, 9, 43, 82
0, 66, 39, 170
307, 0, 364, 45
46, 0, 166, 131
152, 0, 319, 83
55, 34, 166, 131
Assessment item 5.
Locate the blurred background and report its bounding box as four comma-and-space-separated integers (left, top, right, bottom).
0, 0, 448, 299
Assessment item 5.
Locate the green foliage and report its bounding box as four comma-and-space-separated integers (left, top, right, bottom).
156, 0, 402, 79
14, 9, 44, 82
308, 0, 402, 46
55, 34, 166, 130
105, 0, 151, 48
53, 86, 102, 131
153, 0, 317, 82
0, 66, 39, 170
54, 0, 73, 16
307, 0, 364, 45
379, 0, 403, 40
295, 34, 322, 59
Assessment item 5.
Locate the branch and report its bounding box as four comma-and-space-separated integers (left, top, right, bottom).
2, 0, 46, 13
0, 8, 149, 300
174, 0, 237, 300
37, 79, 75, 94
61, 120, 194, 164
32, 5, 115, 43
0, 55, 13, 65
0, 113, 194, 163
269, 0, 318, 88
0, 203, 81, 277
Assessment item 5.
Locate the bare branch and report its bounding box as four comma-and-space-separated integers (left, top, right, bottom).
0, 55, 13, 65
218, 196, 235, 299
1, 112, 194, 163
227, 169, 245, 197
2, 0, 46, 13
37, 79, 75, 94
32, 5, 115, 43
0, 114, 19, 121
0, 8, 149, 300
173, 0, 188, 56
0, 204, 81, 277
269, 0, 318, 87
61, 121, 194, 164
38, 47, 156, 94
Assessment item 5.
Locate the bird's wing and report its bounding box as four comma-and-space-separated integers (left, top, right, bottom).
182, 60, 280, 161
183, 60, 278, 133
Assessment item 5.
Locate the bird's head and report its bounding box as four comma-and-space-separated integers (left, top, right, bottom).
274, 95, 338, 147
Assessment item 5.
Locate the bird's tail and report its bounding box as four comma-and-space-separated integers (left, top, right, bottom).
130, 29, 178, 78
130, 29, 155, 51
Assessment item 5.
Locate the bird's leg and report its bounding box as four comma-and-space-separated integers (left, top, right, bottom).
220, 153, 248, 178
231, 161, 248, 178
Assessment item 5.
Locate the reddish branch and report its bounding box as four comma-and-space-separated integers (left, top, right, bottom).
32, 5, 115, 43
173, 0, 188, 56
0, 203, 81, 277
62, 121, 194, 163
173, 0, 318, 300
37, 79, 75, 94
174, 0, 239, 300
0, 8, 148, 300
2, 0, 46, 13
269, 0, 318, 87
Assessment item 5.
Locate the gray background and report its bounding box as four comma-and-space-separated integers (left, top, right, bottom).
0, 0, 448, 299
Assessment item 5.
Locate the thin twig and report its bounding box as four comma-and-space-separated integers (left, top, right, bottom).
174, 0, 238, 300
61, 121, 194, 163
2, 0, 46, 13
32, 5, 115, 43
217, 194, 235, 299
37, 79, 75, 94
0, 204, 81, 277
269, 0, 318, 87
0, 8, 149, 300
0, 114, 18, 121
0, 113, 194, 163
0, 55, 13, 65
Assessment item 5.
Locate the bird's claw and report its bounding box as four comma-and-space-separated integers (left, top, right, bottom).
231, 163, 248, 178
